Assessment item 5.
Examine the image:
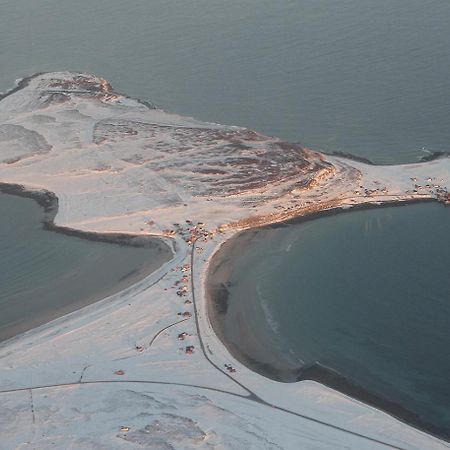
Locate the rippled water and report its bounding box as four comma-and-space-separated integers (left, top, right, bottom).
1, 0, 450, 163
214, 203, 450, 438
0, 193, 171, 342
2, 0, 450, 437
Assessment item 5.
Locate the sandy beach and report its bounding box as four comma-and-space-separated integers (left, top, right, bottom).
206, 228, 305, 381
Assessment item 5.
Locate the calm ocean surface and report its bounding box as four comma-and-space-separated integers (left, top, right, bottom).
0, 193, 171, 342
222, 204, 450, 438
1, 0, 450, 163
1, 0, 449, 437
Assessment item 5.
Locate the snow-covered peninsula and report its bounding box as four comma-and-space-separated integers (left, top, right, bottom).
0, 72, 449, 449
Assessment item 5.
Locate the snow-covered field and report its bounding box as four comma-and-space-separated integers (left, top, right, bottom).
0, 72, 449, 449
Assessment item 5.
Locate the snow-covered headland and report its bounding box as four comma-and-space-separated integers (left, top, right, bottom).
0, 72, 449, 449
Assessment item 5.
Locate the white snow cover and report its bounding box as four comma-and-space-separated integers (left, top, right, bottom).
0, 72, 449, 450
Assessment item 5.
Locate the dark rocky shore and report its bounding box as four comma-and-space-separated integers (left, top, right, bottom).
298, 363, 450, 442
328, 149, 450, 165
0, 73, 43, 101
0, 182, 170, 250
0, 183, 174, 344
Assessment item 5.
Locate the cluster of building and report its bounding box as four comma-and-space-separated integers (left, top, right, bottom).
163, 220, 215, 246
360, 182, 389, 196
408, 177, 449, 204
169, 262, 196, 354
435, 187, 450, 205
224, 363, 236, 373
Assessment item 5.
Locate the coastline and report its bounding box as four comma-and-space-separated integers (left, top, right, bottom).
326, 150, 450, 166
0, 73, 44, 101
206, 228, 304, 382
205, 199, 450, 442
0, 71, 449, 449
260, 195, 438, 231
0, 183, 174, 344
0, 182, 170, 248
297, 363, 450, 442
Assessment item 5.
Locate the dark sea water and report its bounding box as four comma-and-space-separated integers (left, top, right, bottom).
1, 0, 450, 163
1, 0, 450, 439
0, 193, 171, 342
217, 203, 450, 438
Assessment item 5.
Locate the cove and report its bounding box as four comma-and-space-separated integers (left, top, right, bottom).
0, 191, 172, 343
208, 202, 450, 439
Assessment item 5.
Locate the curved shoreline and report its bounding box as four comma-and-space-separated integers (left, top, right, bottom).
3, 72, 448, 171
0, 182, 174, 343
0, 182, 170, 248
326, 150, 450, 166
1, 71, 449, 449
0, 73, 44, 101
206, 199, 450, 442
